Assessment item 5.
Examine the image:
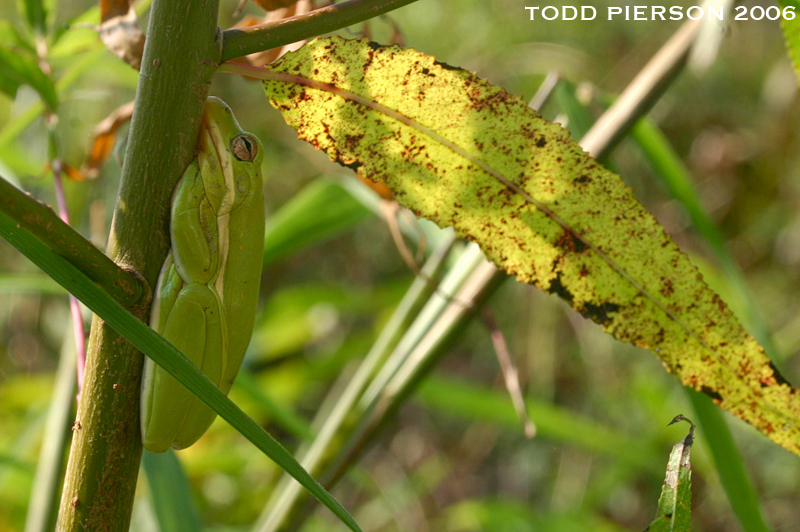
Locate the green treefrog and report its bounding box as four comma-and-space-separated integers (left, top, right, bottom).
140, 97, 265, 453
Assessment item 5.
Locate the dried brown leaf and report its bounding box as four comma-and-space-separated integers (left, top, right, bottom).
99, 0, 144, 70
82, 100, 134, 180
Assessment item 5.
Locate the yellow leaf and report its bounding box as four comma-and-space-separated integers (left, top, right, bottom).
262, 37, 800, 455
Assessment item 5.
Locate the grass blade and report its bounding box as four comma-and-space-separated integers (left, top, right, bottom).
688, 390, 771, 532
141, 450, 202, 532
263, 178, 371, 267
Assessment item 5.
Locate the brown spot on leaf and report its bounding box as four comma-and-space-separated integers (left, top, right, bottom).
700, 386, 723, 403
345, 133, 364, 151
433, 59, 460, 71
330, 151, 363, 174
547, 273, 574, 304
767, 360, 795, 390
660, 278, 674, 297
579, 301, 620, 325
555, 230, 586, 254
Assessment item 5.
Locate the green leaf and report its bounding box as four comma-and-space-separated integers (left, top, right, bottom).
141, 450, 202, 532
645, 416, 694, 532
0, 190, 363, 532
262, 37, 800, 456
0, 47, 104, 150
0, 454, 33, 473
234, 370, 315, 441
443, 499, 627, 532
688, 390, 771, 532
0, 19, 35, 53
0, 273, 65, 294
17, 0, 47, 35
0, 46, 57, 110
263, 177, 372, 267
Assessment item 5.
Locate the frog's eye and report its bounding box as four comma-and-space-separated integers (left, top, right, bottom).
231, 134, 258, 162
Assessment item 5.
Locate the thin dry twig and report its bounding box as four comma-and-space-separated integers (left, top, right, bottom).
481, 310, 536, 438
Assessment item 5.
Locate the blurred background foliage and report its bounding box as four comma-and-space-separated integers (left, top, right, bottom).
1, 0, 800, 530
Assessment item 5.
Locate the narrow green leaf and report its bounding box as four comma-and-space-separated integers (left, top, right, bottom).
234, 370, 315, 441
254, 234, 457, 532
0, 455, 34, 473
0, 20, 35, 55
688, 390, 771, 532
0, 47, 104, 149
550, 81, 594, 140
0, 60, 22, 99
17, 0, 47, 35
0, 195, 363, 532
0, 46, 57, 110
141, 450, 202, 532
264, 177, 371, 267
262, 37, 800, 456
646, 416, 693, 532
0, 273, 65, 294
444, 499, 628, 532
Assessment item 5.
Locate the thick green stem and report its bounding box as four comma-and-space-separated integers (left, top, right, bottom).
221, 0, 420, 62
56, 0, 221, 529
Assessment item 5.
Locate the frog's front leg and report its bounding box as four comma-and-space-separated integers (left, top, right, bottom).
141, 273, 227, 452
170, 161, 220, 285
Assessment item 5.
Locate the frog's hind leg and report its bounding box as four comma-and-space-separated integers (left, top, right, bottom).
140, 283, 225, 452
171, 284, 227, 450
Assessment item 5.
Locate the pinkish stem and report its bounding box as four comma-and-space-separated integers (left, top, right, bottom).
52, 162, 87, 400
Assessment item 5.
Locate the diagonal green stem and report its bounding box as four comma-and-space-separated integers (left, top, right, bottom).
0, 177, 144, 308
221, 0, 420, 62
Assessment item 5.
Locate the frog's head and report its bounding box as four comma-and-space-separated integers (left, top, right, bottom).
197, 96, 264, 216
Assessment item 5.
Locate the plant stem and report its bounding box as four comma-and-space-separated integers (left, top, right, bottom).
56, 0, 222, 529
580, 18, 702, 160
221, 0, 420, 62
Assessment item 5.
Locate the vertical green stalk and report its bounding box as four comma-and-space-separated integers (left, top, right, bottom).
56, 0, 222, 529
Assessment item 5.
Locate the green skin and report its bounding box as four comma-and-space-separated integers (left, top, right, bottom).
141, 97, 265, 453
